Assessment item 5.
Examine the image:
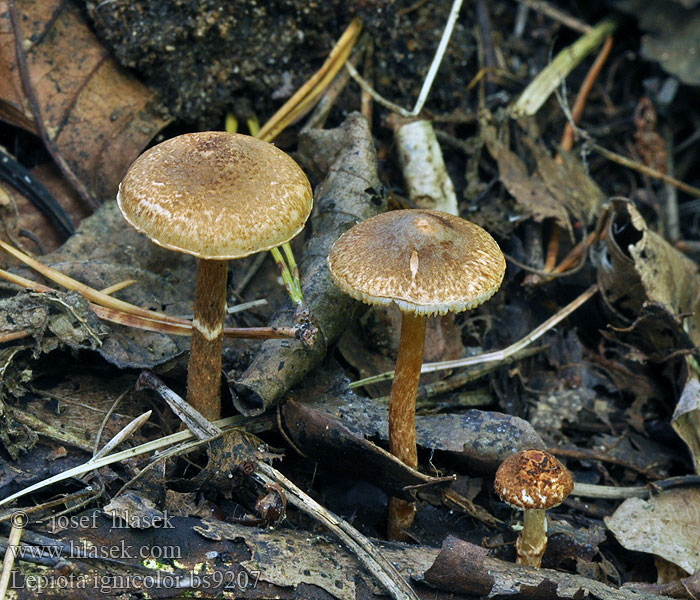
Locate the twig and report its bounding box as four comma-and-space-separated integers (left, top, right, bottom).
591, 144, 700, 199
0, 513, 24, 599
351, 285, 598, 388
514, 0, 593, 34
476, 0, 498, 96
558, 36, 614, 157
99, 279, 137, 295
136, 372, 220, 438
510, 20, 616, 118
92, 410, 151, 461
572, 482, 649, 499
345, 0, 464, 118
257, 18, 363, 142
360, 38, 374, 125
141, 377, 420, 600
255, 463, 420, 600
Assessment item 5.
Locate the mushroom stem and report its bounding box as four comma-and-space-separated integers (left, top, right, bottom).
387, 311, 427, 539
517, 509, 547, 567
187, 258, 228, 421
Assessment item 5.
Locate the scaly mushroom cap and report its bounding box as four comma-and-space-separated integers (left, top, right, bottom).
117, 131, 313, 259
327, 209, 505, 316
494, 449, 574, 510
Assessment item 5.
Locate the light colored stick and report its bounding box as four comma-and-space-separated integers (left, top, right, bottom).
510, 20, 616, 118
0, 514, 24, 599
351, 285, 598, 388
255, 463, 420, 600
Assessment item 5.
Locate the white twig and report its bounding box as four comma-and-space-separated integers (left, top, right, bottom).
345, 0, 464, 118
351, 285, 598, 388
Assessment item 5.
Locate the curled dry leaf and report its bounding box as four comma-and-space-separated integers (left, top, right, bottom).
0, 0, 170, 205
605, 488, 700, 575
595, 199, 700, 469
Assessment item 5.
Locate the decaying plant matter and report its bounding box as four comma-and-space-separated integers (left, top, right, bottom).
2, 2, 700, 598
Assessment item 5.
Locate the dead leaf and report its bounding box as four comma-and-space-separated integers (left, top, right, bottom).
0, 0, 170, 206
672, 377, 700, 473
480, 114, 604, 229
606, 488, 700, 574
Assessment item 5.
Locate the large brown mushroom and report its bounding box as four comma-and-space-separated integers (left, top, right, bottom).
118, 131, 312, 420
494, 449, 574, 567
328, 209, 505, 539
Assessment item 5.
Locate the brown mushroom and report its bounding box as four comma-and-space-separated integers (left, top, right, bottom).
327, 209, 505, 539
118, 131, 313, 420
494, 449, 574, 567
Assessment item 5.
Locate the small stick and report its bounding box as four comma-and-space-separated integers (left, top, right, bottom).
141, 377, 420, 600
572, 482, 649, 499
345, 0, 464, 118
543, 223, 561, 271
558, 36, 614, 157
360, 38, 374, 125
0, 513, 24, 598
257, 18, 363, 142
235, 252, 267, 295
100, 279, 137, 295
91, 410, 152, 461
591, 144, 700, 199
255, 463, 420, 600
514, 0, 593, 34
136, 371, 220, 438
0, 330, 30, 343
351, 285, 597, 388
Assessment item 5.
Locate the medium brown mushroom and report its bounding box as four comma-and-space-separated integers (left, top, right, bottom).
327, 209, 505, 539
118, 132, 312, 420
494, 449, 574, 567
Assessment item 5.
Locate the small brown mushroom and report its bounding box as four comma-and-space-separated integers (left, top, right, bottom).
328, 209, 505, 539
118, 132, 312, 420
494, 449, 574, 567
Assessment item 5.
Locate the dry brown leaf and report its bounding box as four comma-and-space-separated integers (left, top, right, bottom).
480, 115, 604, 229
0, 0, 170, 206
605, 488, 700, 575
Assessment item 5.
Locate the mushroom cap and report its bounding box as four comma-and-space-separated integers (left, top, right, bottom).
327, 209, 505, 316
494, 449, 574, 510
117, 132, 313, 259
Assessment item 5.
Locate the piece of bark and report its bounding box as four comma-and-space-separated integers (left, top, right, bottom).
230, 113, 386, 416
422, 535, 669, 600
